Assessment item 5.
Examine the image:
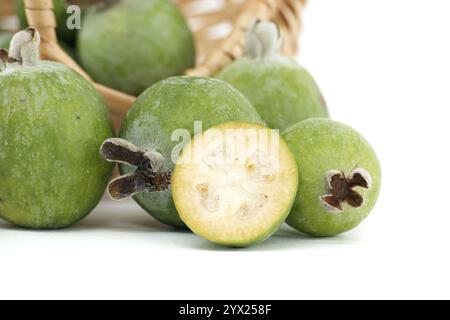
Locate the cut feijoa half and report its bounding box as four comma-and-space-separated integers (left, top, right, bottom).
172, 122, 299, 247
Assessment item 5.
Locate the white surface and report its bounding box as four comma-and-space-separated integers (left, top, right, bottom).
1, 0, 450, 300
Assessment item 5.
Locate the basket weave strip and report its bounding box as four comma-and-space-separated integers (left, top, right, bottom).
0, 1, 15, 17
182, 0, 306, 76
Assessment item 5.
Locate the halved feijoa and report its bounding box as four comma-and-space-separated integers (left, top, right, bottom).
172, 122, 298, 247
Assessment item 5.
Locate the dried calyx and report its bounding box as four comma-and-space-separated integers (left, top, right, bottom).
100, 138, 171, 200
245, 20, 281, 60
0, 28, 40, 72
320, 168, 372, 213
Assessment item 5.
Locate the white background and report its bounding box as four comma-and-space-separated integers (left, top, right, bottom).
1, 0, 449, 300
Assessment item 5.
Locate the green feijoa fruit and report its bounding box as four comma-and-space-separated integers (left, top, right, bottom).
282, 118, 381, 237
0, 31, 13, 50
16, 0, 78, 46
100, 76, 264, 228
78, 0, 195, 96
0, 29, 114, 229
217, 21, 329, 131
172, 122, 299, 247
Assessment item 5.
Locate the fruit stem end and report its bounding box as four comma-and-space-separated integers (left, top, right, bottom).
100, 138, 171, 201
245, 20, 281, 60
6, 28, 41, 68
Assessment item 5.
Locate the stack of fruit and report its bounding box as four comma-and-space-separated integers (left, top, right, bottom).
0, 0, 381, 247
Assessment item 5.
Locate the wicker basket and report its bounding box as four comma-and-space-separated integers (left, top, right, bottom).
0, 1, 15, 17
1, 0, 305, 129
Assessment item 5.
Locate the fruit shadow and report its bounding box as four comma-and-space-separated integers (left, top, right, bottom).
0, 199, 358, 251
0, 199, 177, 234
188, 226, 358, 252
71, 199, 183, 234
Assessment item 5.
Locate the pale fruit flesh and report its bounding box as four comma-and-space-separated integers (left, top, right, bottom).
119, 76, 263, 228
172, 122, 298, 247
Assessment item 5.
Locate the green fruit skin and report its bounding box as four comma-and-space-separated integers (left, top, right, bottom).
217, 57, 329, 131
78, 0, 196, 96
282, 119, 381, 237
120, 77, 264, 228
0, 32, 13, 50
0, 62, 114, 229
16, 0, 77, 46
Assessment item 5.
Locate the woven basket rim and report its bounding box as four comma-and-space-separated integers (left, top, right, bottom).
4, 0, 306, 129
